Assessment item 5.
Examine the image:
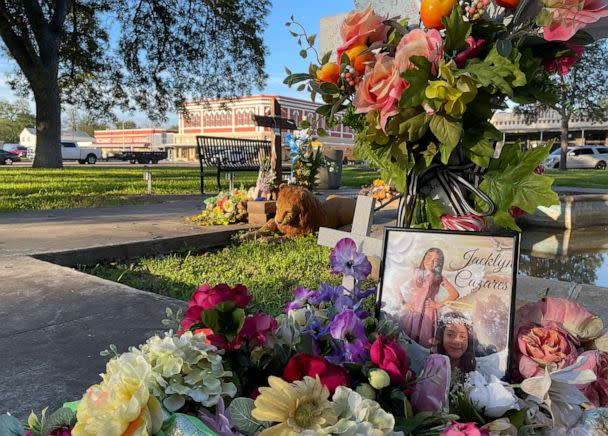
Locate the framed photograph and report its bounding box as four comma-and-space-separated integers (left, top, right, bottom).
377, 228, 520, 380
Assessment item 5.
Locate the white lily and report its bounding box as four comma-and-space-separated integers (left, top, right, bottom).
521, 355, 597, 433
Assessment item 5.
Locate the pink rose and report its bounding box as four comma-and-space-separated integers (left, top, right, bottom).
542, 0, 608, 41
579, 350, 608, 406
543, 44, 585, 75
395, 28, 443, 73
337, 5, 388, 61
234, 313, 277, 348
454, 36, 486, 68
354, 53, 405, 131
370, 335, 412, 385
441, 421, 490, 436
517, 324, 579, 378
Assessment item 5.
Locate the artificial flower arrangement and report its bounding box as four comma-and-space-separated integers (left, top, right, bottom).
191, 188, 249, 226
286, 127, 340, 191
4, 238, 608, 435
285, 1, 608, 230
358, 179, 399, 206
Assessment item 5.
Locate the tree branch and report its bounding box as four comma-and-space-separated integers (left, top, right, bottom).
49, 0, 68, 33
0, 4, 40, 83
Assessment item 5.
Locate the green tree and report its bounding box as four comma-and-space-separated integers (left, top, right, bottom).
515, 42, 608, 170
64, 108, 109, 136
0, 99, 36, 143
0, 0, 270, 168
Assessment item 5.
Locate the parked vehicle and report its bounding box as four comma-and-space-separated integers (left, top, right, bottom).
1, 144, 28, 157
542, 145, 608, 169
0, 150, 21, 165
60, 142, 102, 164
118, 150, 168, 164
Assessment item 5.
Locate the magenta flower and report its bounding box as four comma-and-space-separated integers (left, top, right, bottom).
441, 421, 490, 436
329, 309, 370, 362
330, 238, 372, 281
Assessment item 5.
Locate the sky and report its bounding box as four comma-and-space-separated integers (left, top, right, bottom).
0, 0, 354, 127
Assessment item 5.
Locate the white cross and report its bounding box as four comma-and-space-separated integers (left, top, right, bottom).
317, 196, 383, 289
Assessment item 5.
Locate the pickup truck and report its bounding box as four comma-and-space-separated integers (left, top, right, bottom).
60, 141, 102, 164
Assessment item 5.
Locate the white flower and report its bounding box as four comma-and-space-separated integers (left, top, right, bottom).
520, 355, 597, 433
465, 371, 520, 418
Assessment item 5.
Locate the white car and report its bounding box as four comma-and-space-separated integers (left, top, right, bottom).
543, 145, 608, 169
60, 142, 102, 164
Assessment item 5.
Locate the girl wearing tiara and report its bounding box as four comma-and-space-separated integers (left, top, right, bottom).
396, 247, 460, 349
435, 311, 477, 373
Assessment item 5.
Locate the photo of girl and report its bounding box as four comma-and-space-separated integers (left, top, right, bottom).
379, 229, 519, 380
434, 311, 477, 373
395, 248, 460, 349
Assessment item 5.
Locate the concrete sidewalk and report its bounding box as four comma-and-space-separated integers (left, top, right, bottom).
0, 198, 250, 418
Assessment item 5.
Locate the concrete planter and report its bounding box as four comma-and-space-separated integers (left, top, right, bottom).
316, 149, 344, 190
519, 193, 608, 229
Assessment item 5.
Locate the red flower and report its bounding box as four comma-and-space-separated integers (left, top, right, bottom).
180, 284, 252, 331
234, 313, 277, 349
370, 335, 411, 385
283, 353, 350, 395
543, 45, 585, 75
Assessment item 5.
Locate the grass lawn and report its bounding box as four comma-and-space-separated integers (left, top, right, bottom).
0, 165, 380, 212
80, 235, 341, 316
546, 169, 608, 189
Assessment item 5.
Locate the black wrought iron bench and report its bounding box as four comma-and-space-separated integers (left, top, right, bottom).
196, 136, 272, 193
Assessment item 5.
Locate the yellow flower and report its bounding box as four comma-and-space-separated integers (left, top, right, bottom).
252, 376, 336, 435
72, 352, 163, 436
372, 179, 386, 187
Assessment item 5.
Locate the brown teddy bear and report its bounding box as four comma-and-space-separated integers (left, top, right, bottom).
253, 184, 357, 237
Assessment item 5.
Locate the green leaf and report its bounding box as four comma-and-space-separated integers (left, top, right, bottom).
42, 408, 76, 436
282, 73, 311, 86
389, 110, 430, 141
463, 46, 527, 96
439, 142, 456, 164
462, 121, 501, 167
296, 83, 306, 92
317, 127, 328, 137
307, 34, 316, 46
320, 81, 339, 94
421, 142, 438, 168
299, 49, 308, 59
0, 414, 25, 436
479, 143, 559, 231
429, 115, 463, 148
442, 7, 471, 53
229, 398, 266, 436
425, 196, 446, 229
400, 56, 432, 108
299, 119, 311, 129
321, 51, 332, 65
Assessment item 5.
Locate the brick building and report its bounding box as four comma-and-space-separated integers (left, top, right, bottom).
171, 95, 355, 162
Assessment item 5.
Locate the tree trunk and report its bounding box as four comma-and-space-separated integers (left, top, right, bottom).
559, 113, 570, 171
32, 81, 62, 168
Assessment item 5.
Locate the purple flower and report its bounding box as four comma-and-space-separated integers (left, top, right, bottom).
330, 309, 370, 363
330, 238, 372, 281
198, 398, 241, 435
285, 286, 319, 312
311, 284, 345, 304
